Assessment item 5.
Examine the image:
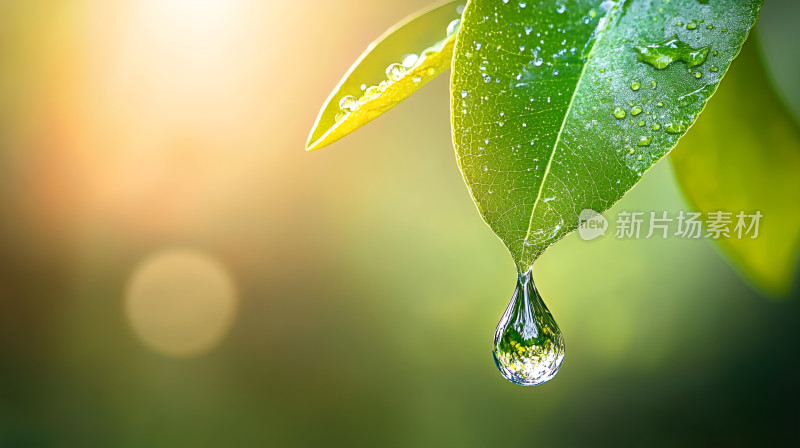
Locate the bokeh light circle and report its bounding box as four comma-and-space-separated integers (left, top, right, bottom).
125, 249, 238, 357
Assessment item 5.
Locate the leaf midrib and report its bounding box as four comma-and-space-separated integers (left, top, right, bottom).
522, 4, 620, 257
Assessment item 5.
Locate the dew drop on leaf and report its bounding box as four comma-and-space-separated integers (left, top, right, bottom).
364, 85, 380, 99
385, 63, 406, 82
338, 95, 358, 114
633, 34, 710, 69
446, 18, 461, 37
492, 268, 565, 386
665, 122, 684, 134
401, 53, 419, 68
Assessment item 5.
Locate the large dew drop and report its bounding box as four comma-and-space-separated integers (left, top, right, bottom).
633, 34, 709, 69
492, 268, 565, 386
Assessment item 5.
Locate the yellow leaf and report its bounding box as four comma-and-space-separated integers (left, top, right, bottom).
306, 1, 464, 152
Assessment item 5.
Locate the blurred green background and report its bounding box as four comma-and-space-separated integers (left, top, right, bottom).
1, 0, 798, 446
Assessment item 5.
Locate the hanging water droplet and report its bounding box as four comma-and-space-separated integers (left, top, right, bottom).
338, 95, 358, 114
385, 63, 406, 82
492, 268, 565, 386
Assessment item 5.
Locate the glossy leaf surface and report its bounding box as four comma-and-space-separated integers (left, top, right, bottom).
451, 0, 762, 271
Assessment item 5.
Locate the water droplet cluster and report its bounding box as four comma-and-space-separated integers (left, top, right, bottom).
335, 7, 464, 119
599, 17, 725, 167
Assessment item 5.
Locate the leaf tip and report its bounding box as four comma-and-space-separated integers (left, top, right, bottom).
305, 120, 329, 152
305, 129, 335, 152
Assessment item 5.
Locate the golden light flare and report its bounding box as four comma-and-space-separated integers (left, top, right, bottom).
125, 249, 238, 357
30, 0, 284, 236
10, 0, 356, 248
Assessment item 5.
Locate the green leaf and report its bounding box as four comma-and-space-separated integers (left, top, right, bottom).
671, 37, 800, 296
306, 1, 464, 151
451, 0, 762, 272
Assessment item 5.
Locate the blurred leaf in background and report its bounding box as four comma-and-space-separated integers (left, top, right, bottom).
671, 37, 800, 296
